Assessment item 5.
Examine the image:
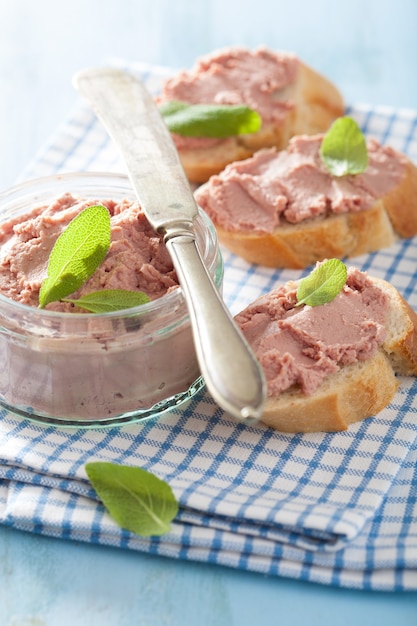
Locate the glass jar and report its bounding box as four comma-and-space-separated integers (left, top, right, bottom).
0, 172, 223, 427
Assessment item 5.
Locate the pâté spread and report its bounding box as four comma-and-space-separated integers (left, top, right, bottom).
195, 135, 407, 232
235, 267, 388, 397
158, 46, 298, 150
0, 193, 178, 312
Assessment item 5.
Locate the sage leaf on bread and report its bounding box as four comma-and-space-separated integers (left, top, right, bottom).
320, 116, 368, 177
296, 259, 347, 307
39, 205, 111, 308
63, 289, 151, 313
85, 462, 179, 537
159, 100, 262, 138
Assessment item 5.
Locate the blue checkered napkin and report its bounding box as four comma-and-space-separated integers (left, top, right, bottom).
1, 63, 417, 592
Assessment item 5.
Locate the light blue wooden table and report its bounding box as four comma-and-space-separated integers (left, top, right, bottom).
0, 1, 417, 623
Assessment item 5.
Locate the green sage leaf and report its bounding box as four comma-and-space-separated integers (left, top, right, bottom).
39, 205, 111, 308
159, 100, 262, 138
85, 462, 179, 537
296, 259, 348, 307
320, 116, 368, 177
63, 289, 151, 313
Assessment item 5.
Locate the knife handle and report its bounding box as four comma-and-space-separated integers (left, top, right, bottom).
166, 232, 266, 422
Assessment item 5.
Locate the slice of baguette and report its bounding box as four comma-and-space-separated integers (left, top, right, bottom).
175, 61, 344, 184
248, 276, 417, 432
199, 157, 417, 269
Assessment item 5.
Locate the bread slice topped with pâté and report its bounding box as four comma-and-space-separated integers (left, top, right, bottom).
234, 260, 417, 432
196, 117, 417, 268
157, 46, 344, 184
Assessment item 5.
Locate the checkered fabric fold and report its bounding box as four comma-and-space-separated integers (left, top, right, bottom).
0, 62, 416, 591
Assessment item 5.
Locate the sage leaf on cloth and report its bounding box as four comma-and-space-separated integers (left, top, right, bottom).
85, 462, 179, 537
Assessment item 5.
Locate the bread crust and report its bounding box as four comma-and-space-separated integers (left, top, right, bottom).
382, 159, 417, 238
178, 61, 344, 184
292, 62, 348, 136
206, 154, 417, 269
372, 277, 417, 376
244, 275, 417, 432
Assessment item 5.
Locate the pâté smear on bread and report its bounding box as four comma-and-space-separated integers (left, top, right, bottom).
195, 130, 417, 268
234, 262, 417, 433
157, 46, 344, 184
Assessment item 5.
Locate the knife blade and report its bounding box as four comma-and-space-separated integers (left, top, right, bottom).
73, 67, 266, 421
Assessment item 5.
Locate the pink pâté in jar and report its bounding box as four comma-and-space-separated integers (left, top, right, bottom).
0, 172, 223, 426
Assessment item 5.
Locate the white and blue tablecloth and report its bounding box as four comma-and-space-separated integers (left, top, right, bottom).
0, 62, 416, 592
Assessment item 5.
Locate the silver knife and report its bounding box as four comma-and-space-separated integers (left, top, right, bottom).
73, 67, 266, 421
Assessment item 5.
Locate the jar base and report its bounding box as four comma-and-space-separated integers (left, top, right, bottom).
0, 376, 206, 429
